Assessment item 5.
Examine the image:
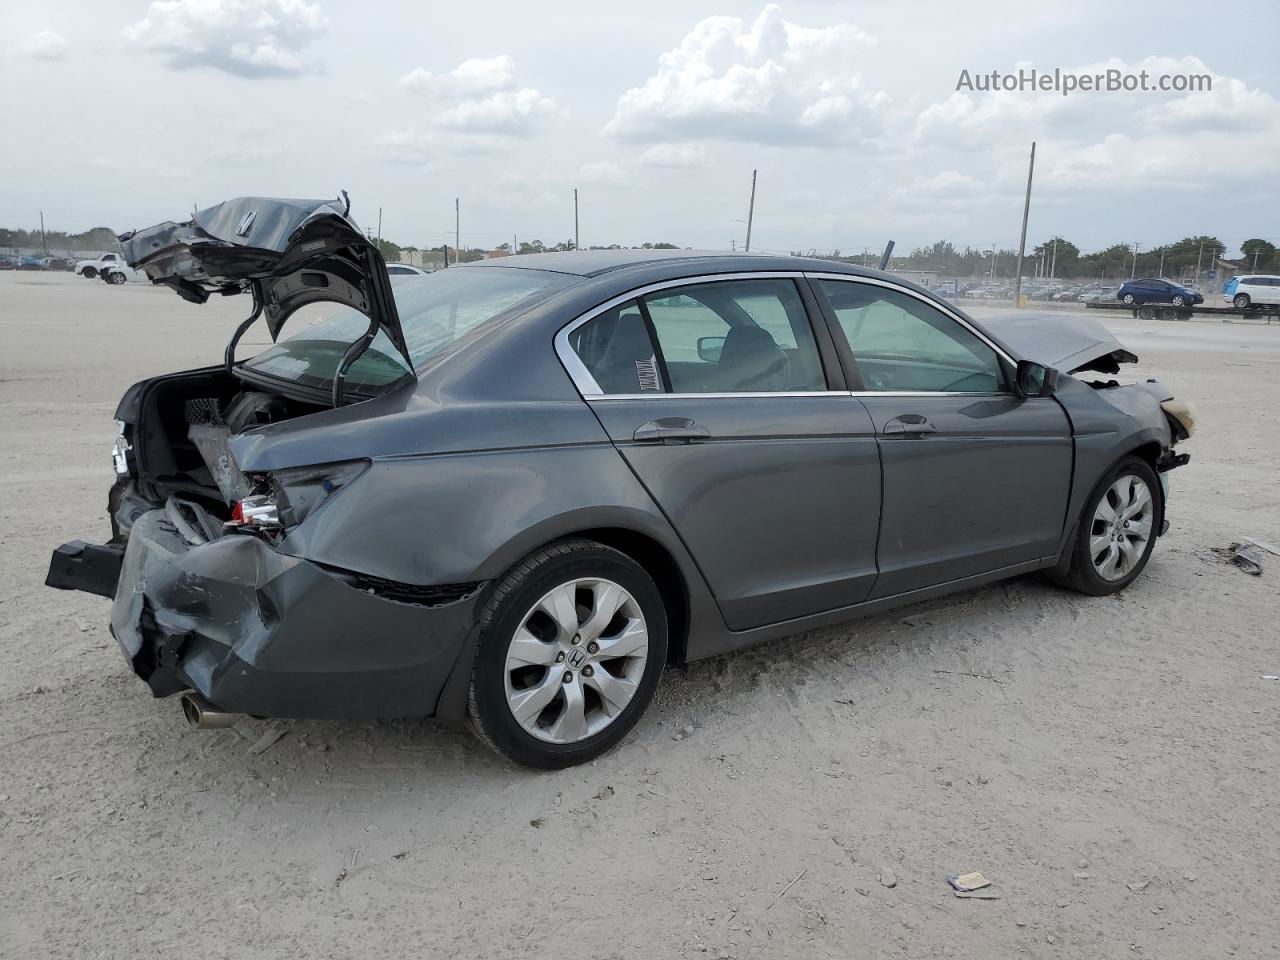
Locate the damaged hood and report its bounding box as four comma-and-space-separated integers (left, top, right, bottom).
978, 312, 1139, 375
117, 196, 411, 369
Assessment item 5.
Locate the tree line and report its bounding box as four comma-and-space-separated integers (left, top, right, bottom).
882, 236, 1279, 279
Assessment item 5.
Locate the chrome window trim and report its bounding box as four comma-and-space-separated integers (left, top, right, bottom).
553, 269, 1016, 398
587, 390, 1005, 402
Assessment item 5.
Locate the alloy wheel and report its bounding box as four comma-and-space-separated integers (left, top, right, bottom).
503, 578, 649, 744
1089, 474, 1154, 581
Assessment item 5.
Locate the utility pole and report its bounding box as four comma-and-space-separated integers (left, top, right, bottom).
731, 239, 736, 252
39, 210, 47, 255
376, 207, 382, 245
1050, 236, 1058, 279
990, 242, 998, 279
744, 169, 757, 253
1194, 239, 1204, 287
455, 198, 460, 262
573, 188, 579, 252
1131, 242, 1140, 279
1157, 247, 1165, 277
1253, 249, 1261, 271
1012, 140, 1035, 307
513, 233, 517, 256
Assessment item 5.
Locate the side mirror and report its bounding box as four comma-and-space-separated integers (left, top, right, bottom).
1015, 359, 1059, 398
697, 336, 725, 363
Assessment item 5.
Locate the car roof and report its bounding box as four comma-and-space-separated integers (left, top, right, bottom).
456, 249, 901, 284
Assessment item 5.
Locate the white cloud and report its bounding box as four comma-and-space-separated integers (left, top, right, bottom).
912, 56, 1280, 193
577, 161, 626, 186
603, 4, 887, 146
373, 128, 508, 164
16, 30, 69, 61
638, 143, 710, 169
398, 54, 561, 138
435, 88, 561, 135
400, 55, 516, 96
122, 0, 327, 78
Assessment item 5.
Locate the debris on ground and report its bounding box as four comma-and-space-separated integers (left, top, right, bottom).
1126, 879, 1151, 892
247, 723, 289, 756
879, 867, 897, 888
766, 869, 807, 910
529, 818, 545, 829
948, 872, 992, 892
1240, 537, 1280, 557
1211, 542, 1265, 575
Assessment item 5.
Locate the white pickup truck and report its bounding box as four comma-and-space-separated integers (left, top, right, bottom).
74, 253, 124, 279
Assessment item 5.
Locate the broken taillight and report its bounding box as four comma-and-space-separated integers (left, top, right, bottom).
226, 494, 281, 530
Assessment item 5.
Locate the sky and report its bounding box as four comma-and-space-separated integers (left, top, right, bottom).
2, 0, 1278, 257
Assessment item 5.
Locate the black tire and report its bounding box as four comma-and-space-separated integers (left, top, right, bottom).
1049, 455, 1161, 596
1138, 306, 1155, 320
467, 539, 668, 769
1171, 295, 1187, 307
108, 271, 126, 285
81, 266, 97, 279
1121, 293, 1136, 305
1234, 294, 1251, 310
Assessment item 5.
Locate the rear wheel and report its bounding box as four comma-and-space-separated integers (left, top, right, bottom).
467, 540, 667, 768
1121, 293, 1136, 305
1050, 456, 1160, 596
80, 266, 97, 279
1234, 293, 1251, 309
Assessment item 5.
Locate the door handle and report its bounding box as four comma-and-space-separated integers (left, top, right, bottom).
882, 414, 936, 437
633, 417, 711, 443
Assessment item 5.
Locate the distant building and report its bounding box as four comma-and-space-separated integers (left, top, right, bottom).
888, 268, 939, 288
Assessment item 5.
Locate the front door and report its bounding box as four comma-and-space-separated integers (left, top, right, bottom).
562, 275, 882, 631
812, 277, 1072, 598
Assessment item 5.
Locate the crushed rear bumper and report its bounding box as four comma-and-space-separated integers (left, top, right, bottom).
48, 508, 484, 719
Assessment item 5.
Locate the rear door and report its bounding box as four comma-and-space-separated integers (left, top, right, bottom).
558, 274, 882, 631
811, 276, 1072, 598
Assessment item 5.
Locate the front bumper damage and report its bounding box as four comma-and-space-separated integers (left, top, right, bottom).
49, 508, 484, 720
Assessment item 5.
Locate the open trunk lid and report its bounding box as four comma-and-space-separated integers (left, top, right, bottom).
118, 196, 412, 404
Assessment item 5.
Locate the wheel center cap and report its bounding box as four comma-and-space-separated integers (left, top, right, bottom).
566, 647, 588, 670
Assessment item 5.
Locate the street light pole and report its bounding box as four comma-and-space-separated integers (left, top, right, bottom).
1131, 242, 1140, 279
574, 188, 579, 251
1013, 141, 1035, 307
744, 169, 757, 253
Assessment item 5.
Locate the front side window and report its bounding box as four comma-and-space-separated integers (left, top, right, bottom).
818, 280, 1004, 393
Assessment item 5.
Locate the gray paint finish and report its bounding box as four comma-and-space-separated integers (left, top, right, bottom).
48, 245, 1185, 722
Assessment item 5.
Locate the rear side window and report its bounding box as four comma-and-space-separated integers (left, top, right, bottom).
567, 300, 661, 393
819, 280, 1004, 393
566, 277, 828, 395
643, 278, 826, 393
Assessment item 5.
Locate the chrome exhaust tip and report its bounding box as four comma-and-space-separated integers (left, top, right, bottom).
180, 693, 237, 729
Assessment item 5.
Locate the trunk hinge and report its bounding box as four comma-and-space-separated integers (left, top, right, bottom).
224, 281, 264, 375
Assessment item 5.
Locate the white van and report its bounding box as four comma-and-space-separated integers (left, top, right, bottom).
1223, 275, 1280, 309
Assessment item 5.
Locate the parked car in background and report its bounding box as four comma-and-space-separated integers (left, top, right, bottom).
100, 263, 149, 285
0, 255, 17, 270
74, 253, 124, 279
46, 195, 1198, 768
1079, 288, 1118, 303
386, 263, 430, 277
17, 255, 44, 270
1223, 275, 1280, 309
1116, 278, 1203, 307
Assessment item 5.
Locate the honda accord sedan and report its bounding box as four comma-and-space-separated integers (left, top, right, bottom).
47, 196, 1196, 768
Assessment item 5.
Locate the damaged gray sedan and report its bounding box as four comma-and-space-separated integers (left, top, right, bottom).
47, 196, 1196, 768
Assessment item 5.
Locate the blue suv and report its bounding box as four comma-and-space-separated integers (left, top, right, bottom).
1117, 278, 1203, 307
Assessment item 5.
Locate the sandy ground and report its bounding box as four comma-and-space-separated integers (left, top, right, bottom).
2, 270, 1277, 959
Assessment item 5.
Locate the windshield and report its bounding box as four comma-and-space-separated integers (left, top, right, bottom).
243, 267, 575, 394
